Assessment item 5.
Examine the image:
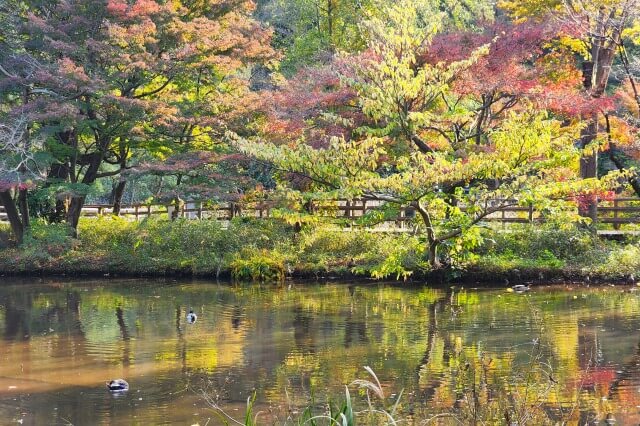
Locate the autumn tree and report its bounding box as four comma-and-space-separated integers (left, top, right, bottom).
240, 1, 616, 269
239, 110, 607, 269
257, 0, 495, 74
0, 0, 273, 232
500, 0, 640, 213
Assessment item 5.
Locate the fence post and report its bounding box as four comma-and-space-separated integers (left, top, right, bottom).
528, 203, 533, 223
198, 202, 203, 219
134, 205, 139, 221
614, 198, 620, 230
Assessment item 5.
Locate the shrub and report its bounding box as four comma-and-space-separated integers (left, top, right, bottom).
478, 224, 596, 261
230, 249, 286, 282
21, 220, 74, 259
353, 233, 429, 279
297, 226, 381, 272
596, 244, 640, 278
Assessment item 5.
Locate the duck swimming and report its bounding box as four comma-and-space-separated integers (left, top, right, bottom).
187, 309, 197, 324
106, 379, 129, 392
512, 284, 530, 293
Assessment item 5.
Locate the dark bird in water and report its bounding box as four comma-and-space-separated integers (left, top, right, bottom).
106, 379, 129, 392
187, 309, 197, 324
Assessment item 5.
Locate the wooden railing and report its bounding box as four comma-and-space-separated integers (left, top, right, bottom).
2, 198, 640, 229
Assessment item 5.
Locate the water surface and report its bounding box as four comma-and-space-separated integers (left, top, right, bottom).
1, 278, 639, 424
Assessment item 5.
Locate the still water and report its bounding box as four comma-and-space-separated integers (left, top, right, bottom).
1, 278, 640, 425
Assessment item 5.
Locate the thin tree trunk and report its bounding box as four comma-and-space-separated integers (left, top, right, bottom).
428, 241, 440, 269
66, 150, 104, 234
171, 174, 183, 221
0, 190, 23, 244
17, 188, 29, 229
66, 196, 84, 234
47, 162, 70, 222
578, 119, 599, 221
413, 200, 442, 269
112, 180, 126, 216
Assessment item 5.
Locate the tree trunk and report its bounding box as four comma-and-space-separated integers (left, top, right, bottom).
66, 196, 85, 235
46, 162, 70, 223
112, 180, 126, 216
18, 188, 30, 229
66, 150, 104, 234
413, 200, 442, 269
325, 0, 334, 52
577, 8, 620, 219
428, 241, 441, 269
0, 190, 24, 244
171, 174, 183, 221
578, 119, 599, 222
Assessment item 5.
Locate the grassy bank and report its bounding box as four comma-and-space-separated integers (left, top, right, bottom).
1, 217, 639, 283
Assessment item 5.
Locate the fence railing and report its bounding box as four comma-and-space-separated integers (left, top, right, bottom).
2, 198, 640, 229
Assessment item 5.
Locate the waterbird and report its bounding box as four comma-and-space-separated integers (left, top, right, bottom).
512, 284, 530, 293
187, 309, 197, 324
106, 379, 129, 392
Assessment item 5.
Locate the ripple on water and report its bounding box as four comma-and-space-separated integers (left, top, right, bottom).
2, 280, 640, 423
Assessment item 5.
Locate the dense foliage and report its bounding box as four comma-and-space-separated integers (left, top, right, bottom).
1, 0, 640, 277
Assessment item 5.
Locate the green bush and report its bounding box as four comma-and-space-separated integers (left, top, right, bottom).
297, 226, 380, 271
21, 220, 74, 258
596, 244, 640, 278
75, 216, 295, 276
353, 233, 429, 279
230, 249, 286, 282
478, 224, 596, 261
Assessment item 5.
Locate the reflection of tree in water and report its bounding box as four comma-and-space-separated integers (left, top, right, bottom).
293, 305, 315, 352
343, 286, 367, 349
2, 291, 33, 340
176, 306, 187, 373
232, 305, 242, 329
50, 290, 87, 359
2, 288, 86, 344
608, 342, 640, 400
414, 289, 455, 402
116, 306, 131, 367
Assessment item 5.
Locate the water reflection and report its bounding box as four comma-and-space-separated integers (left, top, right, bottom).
0, 279, 640, 424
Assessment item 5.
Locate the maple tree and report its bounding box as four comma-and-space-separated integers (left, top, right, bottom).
0, 0, 273, 235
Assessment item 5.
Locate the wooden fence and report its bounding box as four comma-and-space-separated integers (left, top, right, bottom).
2, 198, 640, 231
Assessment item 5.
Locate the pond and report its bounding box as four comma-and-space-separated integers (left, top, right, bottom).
0, 278, 639, 425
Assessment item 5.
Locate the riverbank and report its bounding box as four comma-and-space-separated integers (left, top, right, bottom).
1, 217, 639, 284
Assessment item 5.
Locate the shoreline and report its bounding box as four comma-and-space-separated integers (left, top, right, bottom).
1, 263, 636, 286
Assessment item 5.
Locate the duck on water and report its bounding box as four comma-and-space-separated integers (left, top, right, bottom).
187, 309, 197, 324
512, 284, 530, 293
106, 379, 129, 392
